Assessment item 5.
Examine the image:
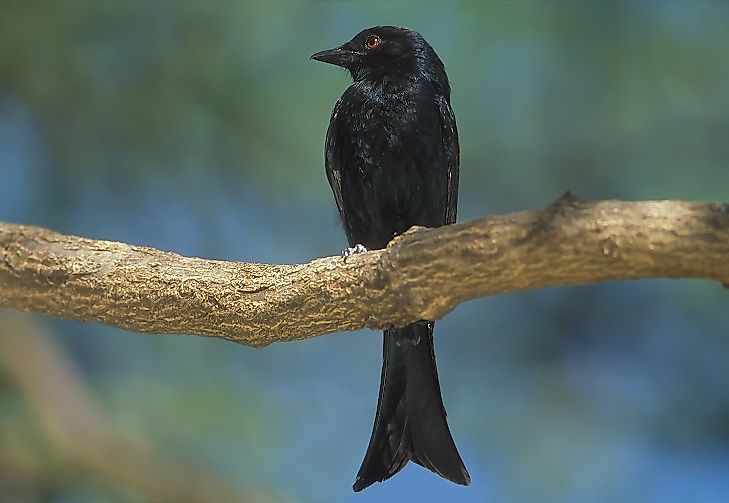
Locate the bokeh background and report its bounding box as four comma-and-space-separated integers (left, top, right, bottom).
2, 1, 729, 502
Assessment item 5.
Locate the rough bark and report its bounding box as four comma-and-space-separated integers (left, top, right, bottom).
1, 195, 727, 347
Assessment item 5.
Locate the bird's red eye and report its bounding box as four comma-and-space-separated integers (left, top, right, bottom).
365, 35, 381, 49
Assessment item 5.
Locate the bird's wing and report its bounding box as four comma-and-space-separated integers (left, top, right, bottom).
324, 98, 346, 222
436, 94, 460, 225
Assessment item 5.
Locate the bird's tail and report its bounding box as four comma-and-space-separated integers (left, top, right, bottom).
352, 321, 470, 492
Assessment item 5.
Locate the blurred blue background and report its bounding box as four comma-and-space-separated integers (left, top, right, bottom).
1, 1, 728, 502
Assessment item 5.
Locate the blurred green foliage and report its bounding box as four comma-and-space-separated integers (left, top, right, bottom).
1, 1, 729, 503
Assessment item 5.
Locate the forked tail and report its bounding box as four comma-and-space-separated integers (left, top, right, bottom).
352, 321, 470, 491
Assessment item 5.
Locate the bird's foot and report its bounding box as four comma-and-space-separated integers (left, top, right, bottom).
341, 244, 368, 261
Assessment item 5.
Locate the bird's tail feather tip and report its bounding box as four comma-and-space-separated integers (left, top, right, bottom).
454, 468, 472, 486
352, 464, 470, 492
412, 455, 471, 487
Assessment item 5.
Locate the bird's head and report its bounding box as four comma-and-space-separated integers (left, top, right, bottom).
311, 26, 441, 84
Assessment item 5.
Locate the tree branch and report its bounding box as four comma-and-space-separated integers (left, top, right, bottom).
1, 195, 728, 347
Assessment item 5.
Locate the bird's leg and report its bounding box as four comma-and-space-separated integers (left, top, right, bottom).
341, 243, 368, 261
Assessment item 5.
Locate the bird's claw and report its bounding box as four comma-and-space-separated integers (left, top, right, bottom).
341, 244, 368, 261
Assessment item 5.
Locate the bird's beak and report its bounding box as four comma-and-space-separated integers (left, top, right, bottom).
310, 45, 359, 68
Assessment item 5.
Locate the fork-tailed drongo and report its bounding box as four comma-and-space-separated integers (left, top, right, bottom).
312, 26, 469, 492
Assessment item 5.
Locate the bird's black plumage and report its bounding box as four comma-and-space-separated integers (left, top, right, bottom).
312, 26, 468, 491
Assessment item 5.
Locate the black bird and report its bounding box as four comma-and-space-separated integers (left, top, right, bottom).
311, 26, 469, 491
